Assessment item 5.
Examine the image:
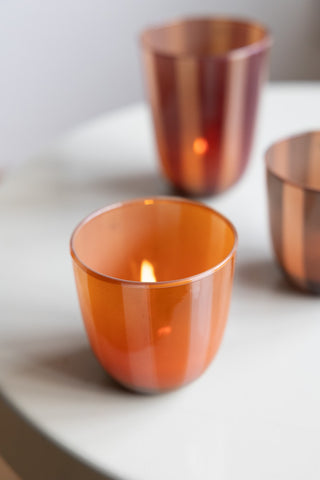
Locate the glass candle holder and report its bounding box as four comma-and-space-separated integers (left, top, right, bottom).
140, 17, 272, 196
70, 197, 237, 393
266, 131, 320, 293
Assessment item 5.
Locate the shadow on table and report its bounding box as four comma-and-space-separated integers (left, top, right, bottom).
67, 170, 173, 198
39, 342, 125, 391
8, 156, 177, 207
235, 257, 314, 298
12, 330, 181, 399
3, 324, 135, 396
33, 339, 145, 396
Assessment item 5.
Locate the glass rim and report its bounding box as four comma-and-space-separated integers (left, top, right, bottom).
140, 15, 272, 60
265, 130, 320, 193
70, 196, 238, 288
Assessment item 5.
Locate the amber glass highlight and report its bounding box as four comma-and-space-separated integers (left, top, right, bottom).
266, 131, 320, 293
70, 197, 237, 392
141, 17, 272, 196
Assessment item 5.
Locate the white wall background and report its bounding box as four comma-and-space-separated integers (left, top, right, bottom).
1, 0, 320, 167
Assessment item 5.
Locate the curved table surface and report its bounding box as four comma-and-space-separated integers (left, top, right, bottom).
1, 83, 320, 480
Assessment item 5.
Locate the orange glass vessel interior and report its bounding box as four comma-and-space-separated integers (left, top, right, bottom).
266, 131, 320, 293
71, 198, 237, 392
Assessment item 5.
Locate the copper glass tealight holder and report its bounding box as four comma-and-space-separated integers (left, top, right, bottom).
141, 17, 272, 196
266, 131, 320, 293
70, 197, 237, 393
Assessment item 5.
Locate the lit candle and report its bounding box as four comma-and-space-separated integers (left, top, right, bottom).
193, 137, 209, 155
70, 197, 237, 393
140, 259, 156, 282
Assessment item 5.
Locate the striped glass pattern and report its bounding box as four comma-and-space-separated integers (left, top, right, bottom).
266, 131, 320, 293
70, 198, 237, 393
141, 17, 272, 196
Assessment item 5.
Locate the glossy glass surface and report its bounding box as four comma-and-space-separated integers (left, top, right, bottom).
70, 197, 237, 392
141, 17, 272, 196
266, 131, 320, 293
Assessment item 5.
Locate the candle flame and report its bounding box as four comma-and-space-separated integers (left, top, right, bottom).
140, 259, 156, 282
193, 137, 209, 155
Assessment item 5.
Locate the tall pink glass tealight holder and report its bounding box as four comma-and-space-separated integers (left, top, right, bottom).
141, 16, 272, 196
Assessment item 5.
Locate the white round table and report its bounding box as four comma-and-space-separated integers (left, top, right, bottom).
1, 83, 320, 480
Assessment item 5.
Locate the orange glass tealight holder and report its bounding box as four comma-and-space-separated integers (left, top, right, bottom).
70, 197, 237, 393
141, 17, 272, 196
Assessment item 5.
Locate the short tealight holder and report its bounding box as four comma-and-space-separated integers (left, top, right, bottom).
266, 131, 320, 293
70, 197, 237, 393
141, 16, 272, 196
